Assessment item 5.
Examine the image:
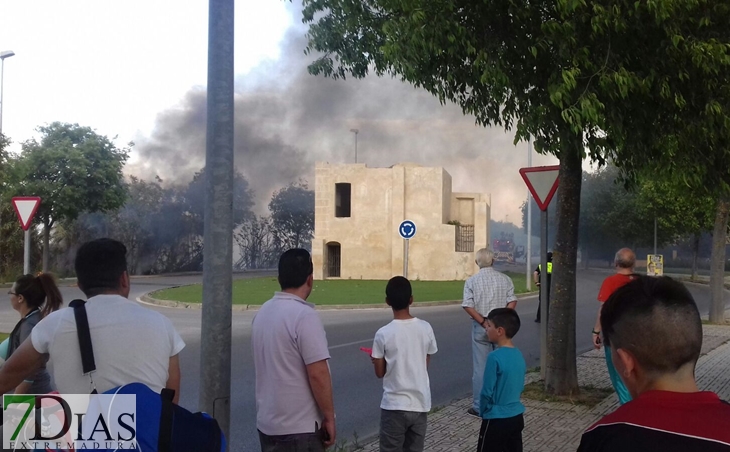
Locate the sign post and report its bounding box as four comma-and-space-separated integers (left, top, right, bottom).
12, 197, 41, 275
398, 220, 417, 278
519, 166, 559, 379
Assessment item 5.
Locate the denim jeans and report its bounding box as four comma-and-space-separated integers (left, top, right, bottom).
380, 410, 428, 452
472, 320, 495, 412
258, 430, 325, 452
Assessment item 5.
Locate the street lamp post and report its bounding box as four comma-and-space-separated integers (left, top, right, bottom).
350, 128, 359, 163
0, 50, 16, 136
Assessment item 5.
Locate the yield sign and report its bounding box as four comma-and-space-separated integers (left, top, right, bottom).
12, 197, 41, 231
519, 166, 560, 211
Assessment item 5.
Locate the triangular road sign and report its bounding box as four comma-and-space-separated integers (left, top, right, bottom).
519, 166, 560, 211
12, 197, 42, 231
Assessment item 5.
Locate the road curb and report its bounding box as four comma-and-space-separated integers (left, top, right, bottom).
140, 289, 539, 311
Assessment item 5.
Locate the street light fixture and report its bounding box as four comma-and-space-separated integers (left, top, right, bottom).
0, 50, 16, 136
350, 128, 359, 163
349, 128, 359, 163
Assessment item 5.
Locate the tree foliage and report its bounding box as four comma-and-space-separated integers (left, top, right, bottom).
302, 0, 730, 390
16, 122, 129, 270
268, 182, 314, 250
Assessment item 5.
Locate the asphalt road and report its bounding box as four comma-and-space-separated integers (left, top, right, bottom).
0, 269, 724, 451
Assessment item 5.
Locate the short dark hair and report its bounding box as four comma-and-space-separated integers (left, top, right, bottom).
385, 276, 412, 310
75, 238, 128, 296
487, 308, 521, 338
278, 249, 313, 290
601, 276, 702, 375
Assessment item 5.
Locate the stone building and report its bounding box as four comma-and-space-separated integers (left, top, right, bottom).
312, 162, 490, 281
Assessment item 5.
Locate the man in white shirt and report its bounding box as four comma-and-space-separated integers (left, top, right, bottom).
0, 238, 184, 402
462, 248, 517, 417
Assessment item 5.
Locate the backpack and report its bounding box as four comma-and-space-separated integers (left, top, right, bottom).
67, 299, 226, 452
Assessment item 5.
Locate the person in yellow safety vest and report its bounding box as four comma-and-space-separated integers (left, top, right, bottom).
533, 252, 552, 323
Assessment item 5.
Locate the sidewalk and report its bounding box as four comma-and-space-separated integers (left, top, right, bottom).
356, 324, 730, 452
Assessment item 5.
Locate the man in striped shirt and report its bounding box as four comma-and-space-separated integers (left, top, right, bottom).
462, 248, 518, 417
578, 276, 730, 451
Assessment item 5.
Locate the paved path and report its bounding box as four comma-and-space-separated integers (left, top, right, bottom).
356, 324, 730, 451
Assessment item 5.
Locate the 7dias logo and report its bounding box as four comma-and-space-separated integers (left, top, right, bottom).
3, 394, 137, 450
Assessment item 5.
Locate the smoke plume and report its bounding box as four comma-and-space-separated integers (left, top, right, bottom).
129, 9, 558, 222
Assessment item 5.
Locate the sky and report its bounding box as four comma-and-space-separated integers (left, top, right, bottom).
0, 0, 569, 224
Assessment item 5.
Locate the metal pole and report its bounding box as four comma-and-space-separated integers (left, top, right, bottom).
350, 129, 359, 163
539, 209, 548, 380
526, 138, 532, 291
23, 229, 30, 274
403, 239, 409, 278
653, 216, 657, 255
1, 58, 5, 135
200, 0, 233, 444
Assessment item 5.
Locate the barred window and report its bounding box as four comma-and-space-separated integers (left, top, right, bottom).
455, 224, 475, 252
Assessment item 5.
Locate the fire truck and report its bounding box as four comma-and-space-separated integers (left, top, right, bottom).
492, 232, 516, 263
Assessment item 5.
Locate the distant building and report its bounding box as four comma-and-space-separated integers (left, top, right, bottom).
312, 162, 490, 281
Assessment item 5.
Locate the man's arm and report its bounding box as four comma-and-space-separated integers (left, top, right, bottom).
306, 359, 336, 447
14, 380, 33, 395
0, 339, 45, 394
426, 355, 431, 368
533, 270, 540, 285
506, 279, 518, 309
593, 304, 603, 349
463, 307, 487, 327
166, 354, 181, 404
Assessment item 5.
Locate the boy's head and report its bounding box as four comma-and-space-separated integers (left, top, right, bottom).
601, 275, 702, 397
486, 308, 521, 341
385, 276, 412, 311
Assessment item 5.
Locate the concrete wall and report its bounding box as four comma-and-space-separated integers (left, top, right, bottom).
313, 162, 490, 281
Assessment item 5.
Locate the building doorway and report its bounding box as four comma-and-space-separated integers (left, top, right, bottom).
327, 242, 341, 277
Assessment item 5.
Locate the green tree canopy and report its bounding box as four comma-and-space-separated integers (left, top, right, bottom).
302, 0, 730, 390
17, 122, 129, 271
268, 182, 314, 250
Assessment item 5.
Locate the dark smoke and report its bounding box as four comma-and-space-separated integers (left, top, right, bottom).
129, 9, 558, 221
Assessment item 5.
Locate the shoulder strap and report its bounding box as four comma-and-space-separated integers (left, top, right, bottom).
158, 388, 175, 452
69, 299, 96, 375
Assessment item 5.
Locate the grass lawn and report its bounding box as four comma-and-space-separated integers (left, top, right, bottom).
153, 271, 530, 305
0, 332, 8, 342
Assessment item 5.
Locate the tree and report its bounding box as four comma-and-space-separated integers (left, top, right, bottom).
303, 0, 621, 395
0, 135, 30, 278
184, 167, 254, 235
17, 122, 129, 271
580, 1, 730, 321
633, 176, 715, 279
268, 182, 314, 250
303, 0, 730, 391
234, 216, 280, 270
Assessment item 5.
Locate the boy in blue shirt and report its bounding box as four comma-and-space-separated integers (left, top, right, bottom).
477, 307, 526, 452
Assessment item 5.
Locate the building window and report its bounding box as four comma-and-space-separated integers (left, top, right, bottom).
335, 183, 351, 218
455, 224, 475, 252
327, 242, 341, 277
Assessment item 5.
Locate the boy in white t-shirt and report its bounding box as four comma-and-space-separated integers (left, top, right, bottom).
371, 276, 438, 452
